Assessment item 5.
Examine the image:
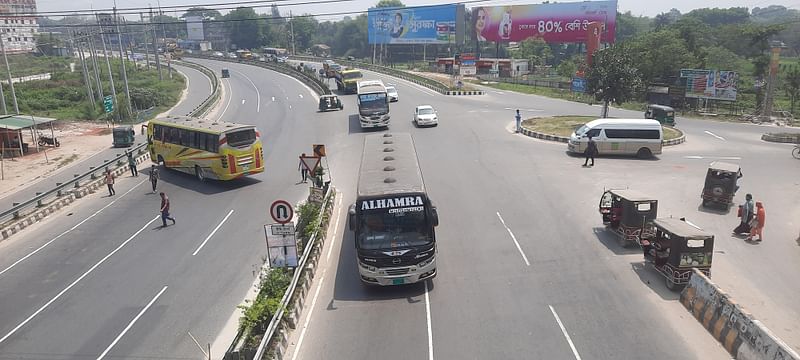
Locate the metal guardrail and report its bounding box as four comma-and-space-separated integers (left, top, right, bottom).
0, 61, 221, 229
253, 186, 335, 360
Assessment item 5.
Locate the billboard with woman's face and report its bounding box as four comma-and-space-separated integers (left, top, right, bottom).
368, 4, 458, 44
472, 1, 617, 43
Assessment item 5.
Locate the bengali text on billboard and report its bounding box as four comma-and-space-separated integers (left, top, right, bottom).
680, 69, 738, 101
472, 0, 617, 43
368, 5, 457, 44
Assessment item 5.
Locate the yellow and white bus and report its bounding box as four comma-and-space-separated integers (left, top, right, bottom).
146, 116, 264, 181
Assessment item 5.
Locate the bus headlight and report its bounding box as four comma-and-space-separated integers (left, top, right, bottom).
417, 256, 434, 268
359, 261, 377, 272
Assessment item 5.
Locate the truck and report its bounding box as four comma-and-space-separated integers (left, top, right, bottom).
322, 61, 339, 78
356, 80, 390, 129
335, 68, 363, 94
348, 132, 439, 286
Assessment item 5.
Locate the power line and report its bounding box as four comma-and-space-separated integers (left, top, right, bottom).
8, 0, 333, 17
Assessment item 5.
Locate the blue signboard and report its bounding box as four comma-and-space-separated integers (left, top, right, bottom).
571, 78, 587, 93
368, 5, 457, 44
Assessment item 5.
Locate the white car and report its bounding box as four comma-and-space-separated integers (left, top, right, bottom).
277, 56, 288, 63
386, 86, 399, 102
228, 52, 238, 59
213, 51, 224, 57
413, 105, 438, 127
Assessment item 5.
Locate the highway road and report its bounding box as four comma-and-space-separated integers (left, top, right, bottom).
0, 63, 211, 209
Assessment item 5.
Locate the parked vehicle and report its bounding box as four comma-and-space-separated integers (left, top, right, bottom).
598, 189, 658, 247
386, 86, 399, 102
568, 119, 663, 159
640, 218, 714, 290
644, 104, 676, 126
413, 105, 438, 127
112, 126, 135, 147
701, 161, 741, 208
37, 131, 60, 147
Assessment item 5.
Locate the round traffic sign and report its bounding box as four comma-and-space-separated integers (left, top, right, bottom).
270, 200, 293, 224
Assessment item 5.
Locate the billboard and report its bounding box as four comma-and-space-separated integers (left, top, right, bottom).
472, 1, 617, 43
186, 16, 205, 41
368, 4, 459, 44
680, 69, 738, 101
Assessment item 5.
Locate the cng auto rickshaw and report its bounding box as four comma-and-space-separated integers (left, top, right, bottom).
701, 161, 742, 208
644, 104, 676, 126
318, 94, 343, 112
221, 68, 230, 78
112, 125, 135, 147
599, 189, 659, 247
640, 218, 714, 290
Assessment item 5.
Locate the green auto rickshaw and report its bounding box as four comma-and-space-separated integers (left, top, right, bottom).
644, 104, 676, 126
112, 125, 135, 147
221, 68, 230, 78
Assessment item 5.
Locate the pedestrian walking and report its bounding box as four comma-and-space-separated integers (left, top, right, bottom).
747, 201, 765, 242
126, 151, 138, 177
515, 109, 522, 133
298, 153, 309, 183
104, 169, 116, 196
583, 136, 598, 167
159, 192, 176, 227
149, 165, 160, 193
733, 193, 755, 235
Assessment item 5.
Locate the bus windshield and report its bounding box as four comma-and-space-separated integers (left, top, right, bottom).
358, 93, 388, 115
357, 208, 433, 250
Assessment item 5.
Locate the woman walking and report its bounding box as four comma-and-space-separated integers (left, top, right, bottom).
747, 202, 766, 242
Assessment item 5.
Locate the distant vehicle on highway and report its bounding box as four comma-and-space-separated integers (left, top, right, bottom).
213, 51, 224, 57
386, 85, 399, 102
347, 55, 355, 61
349, 132, 439, 286
227, 52, 237, 59
568, 119, 662, 159
221, 68, 230, 78
147, 116, 264, 181
413, 105, 438, 127
277, 56, 288, 63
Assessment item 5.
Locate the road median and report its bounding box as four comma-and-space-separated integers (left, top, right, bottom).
519, 116, 685, 146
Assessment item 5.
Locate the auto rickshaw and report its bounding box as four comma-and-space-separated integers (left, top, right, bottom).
599, 189, 658, 247
318, 94, 343, 112
701, 161, 741, 208
112, 125, 135, 147
221, 68, 230, 78
640, 218, 714, 290
644, 104, 676, 126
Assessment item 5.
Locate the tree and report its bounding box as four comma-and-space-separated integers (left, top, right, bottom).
375, 0, 405, 8
224, 7, 264, 50
615, 11, 651, 42
556, 58, 578, 79
586, 45, 643, 117
684, 7, 750, 26
630, 29, 697, 84
181, 7, 222, 19
512, 37, 552, 67
289, 15, 318, 51
783, 65, 800, 114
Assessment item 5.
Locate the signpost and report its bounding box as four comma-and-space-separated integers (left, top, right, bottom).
313, 144, 326, 157
265, 224, 298, 268
299, 155, 321, 174
103, 95, 114, 114
270, 200, 293, 224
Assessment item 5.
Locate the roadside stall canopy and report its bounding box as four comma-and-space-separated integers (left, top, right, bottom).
0, 114, 58, 157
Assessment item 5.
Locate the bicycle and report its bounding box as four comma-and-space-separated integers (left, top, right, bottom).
793, 144, 800, 159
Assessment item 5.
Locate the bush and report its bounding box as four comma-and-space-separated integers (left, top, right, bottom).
238, 268, 291, 346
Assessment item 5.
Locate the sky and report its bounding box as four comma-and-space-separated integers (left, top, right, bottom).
33, 0, 800, 21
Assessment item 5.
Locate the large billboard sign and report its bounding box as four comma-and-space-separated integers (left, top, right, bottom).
472, 1, 617, 43
368, 5, 459, 44
680, 69, 738, 101
186, 16, 205, 41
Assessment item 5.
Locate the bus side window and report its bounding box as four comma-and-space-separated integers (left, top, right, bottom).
197, 132, 207, 151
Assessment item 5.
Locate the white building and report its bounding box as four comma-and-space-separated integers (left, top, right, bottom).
0, 0, 38, 54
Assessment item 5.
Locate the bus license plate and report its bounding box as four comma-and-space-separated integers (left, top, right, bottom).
392, 278, 405, 285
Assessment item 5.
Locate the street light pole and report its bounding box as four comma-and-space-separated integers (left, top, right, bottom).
0, 35, 19, 114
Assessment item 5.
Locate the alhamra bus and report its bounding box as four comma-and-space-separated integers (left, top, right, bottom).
147, 115, 264, 181
348, 133, 439, 286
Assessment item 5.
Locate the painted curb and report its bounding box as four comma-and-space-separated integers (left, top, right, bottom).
0, 153, 151, 241
519, 126, 686, 146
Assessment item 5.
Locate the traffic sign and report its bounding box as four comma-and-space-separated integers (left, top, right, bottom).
313, 144, 326, 157
270, 200, 293, 224
103, 95, 114, 113
271, 223, 295, 235
300, 155, 320, 173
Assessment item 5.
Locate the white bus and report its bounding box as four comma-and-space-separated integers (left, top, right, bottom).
356, 80, 390, 128
568, 119, 663, 158
348, 133, 438, 286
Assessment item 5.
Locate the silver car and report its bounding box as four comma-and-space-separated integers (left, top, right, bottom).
386, 86, 399, 102
413, 105, 438, 127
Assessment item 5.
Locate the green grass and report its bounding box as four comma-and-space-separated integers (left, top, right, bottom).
6, 54, 72, 77
522, 115, 683, 141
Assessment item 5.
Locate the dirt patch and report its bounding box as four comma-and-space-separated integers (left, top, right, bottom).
0, 121, 113, 200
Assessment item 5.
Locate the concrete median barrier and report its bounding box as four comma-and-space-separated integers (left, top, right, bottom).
680, 269, 799, 360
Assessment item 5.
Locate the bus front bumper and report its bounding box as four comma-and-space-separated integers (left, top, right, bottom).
358, 257, 436, 286
360, 115, 390, 128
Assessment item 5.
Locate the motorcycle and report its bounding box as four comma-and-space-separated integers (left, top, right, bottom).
37, 131, 60, 147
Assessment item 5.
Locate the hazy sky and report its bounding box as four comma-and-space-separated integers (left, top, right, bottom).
34, 0, 800, 20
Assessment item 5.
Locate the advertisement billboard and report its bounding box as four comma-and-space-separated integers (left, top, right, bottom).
472, 1, 617, 43
680, 69, 738, 101
368, 4, 458, 44
186, 16, 205, 41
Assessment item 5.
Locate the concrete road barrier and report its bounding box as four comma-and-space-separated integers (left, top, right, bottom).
680, 269, 799, 360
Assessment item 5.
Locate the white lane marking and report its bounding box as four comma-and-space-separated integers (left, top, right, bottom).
232, 69, 262, 113
299, 94, 304, 99
290, 274, 325, 360
241, 99, 246, 105
496, 212, 531, 266
0, 215, 161, 345
326, 196, 343, 262
216, 79, 233, 121
192, 209, 235, 256
549, 305, 583, 360
0, 179, 147, 278
504, 107, 544, 112
97, 285, 168, 360
425, 280, 434, 360
187, 331, 209, 359
272, 96, 275, 102
683, 155, 742, 160
704, 130, 725, 141
494, 91, 505, 94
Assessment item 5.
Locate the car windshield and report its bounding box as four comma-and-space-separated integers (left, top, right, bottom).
357, 208, 433, 250
418, 108, 434, 115
358, 93, 388, 114
575, 125, 588, 136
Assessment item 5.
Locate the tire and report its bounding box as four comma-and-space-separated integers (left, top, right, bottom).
793, 146, 800, 159
637, 147, 652, 159
195, 165, 205, 181
665, 277, 678, 291
54, 139, 60, 147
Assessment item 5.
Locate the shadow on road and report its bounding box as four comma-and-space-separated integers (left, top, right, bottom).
696, 203, 732, 216
348, 114, 387, 135
592, 227, 642, 256
154, 167, 262, 195
630, 262, 682, 301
